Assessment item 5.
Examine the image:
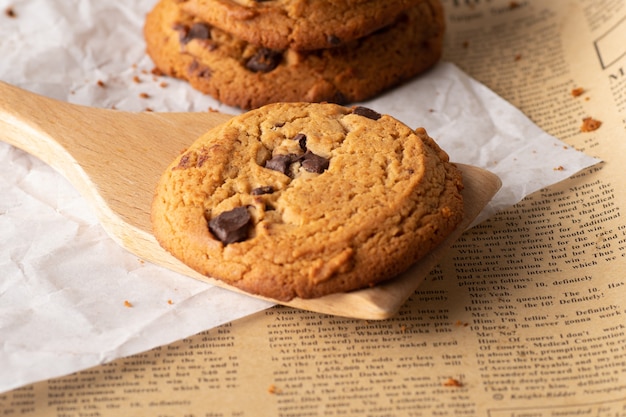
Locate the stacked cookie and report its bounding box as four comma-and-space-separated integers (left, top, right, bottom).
144, 0, 445, 109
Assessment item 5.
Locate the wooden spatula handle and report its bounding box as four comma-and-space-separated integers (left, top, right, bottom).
0, 81, 232, 232
0, 82, 83, 168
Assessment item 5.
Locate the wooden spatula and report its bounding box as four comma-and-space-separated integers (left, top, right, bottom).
0, 81, 501, 319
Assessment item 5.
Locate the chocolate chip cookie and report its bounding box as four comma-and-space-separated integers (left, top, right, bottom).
143, 0, 445, 109
180, 0, 429, 51
151, 103, 464, 301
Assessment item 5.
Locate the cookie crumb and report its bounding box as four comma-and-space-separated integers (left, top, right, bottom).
268, 384, 281, 394
124, 300, 133, 308
159, 81, 169, 88
571, 87, 585, 97
97, 80, 106, 88
509, 1, 520, 9
167, 299, 174, 305
514, 53, 522, 61
580, 117, 602, 132
553, 166, 564, 171
5, 6, 16, 18
443, 377, 463, 387
139, 92, 150, 99
133, 75, 141, 83
462, 40, 469, 49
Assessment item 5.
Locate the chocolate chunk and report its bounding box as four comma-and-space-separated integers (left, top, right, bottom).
251, 186, 274, 195
265, 154, 296, 176
174, 149, 211, 170
177, 23, 211, 45
188, 60, 212, 79
301, 151, 329, 173
353, 106, 382, 120
246, 48, 282, 73
196, 66, 212, 78
293, 133, 307, 151
327, 34, 342, 46
196, 150, 209, 167
175, 152, 192, 170
188, 23, 211, 40
330, 91, 348, 105
208, 207, 251, 245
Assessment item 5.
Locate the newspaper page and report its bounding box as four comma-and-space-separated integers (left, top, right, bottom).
2, 0, 626, 416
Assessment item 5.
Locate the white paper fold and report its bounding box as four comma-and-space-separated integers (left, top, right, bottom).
0, 0, 599, 394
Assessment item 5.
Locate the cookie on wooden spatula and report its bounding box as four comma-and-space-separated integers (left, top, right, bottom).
151, 102, 464, 301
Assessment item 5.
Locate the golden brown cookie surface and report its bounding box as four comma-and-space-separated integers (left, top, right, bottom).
143, 0, 445, 109
151, 103, 464, 301
180, 0, 429, 51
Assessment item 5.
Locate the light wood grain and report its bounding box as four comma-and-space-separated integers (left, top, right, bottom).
0, 81, 501, 319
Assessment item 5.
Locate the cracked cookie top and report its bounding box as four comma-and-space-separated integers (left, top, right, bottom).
151, 102, 464, 301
